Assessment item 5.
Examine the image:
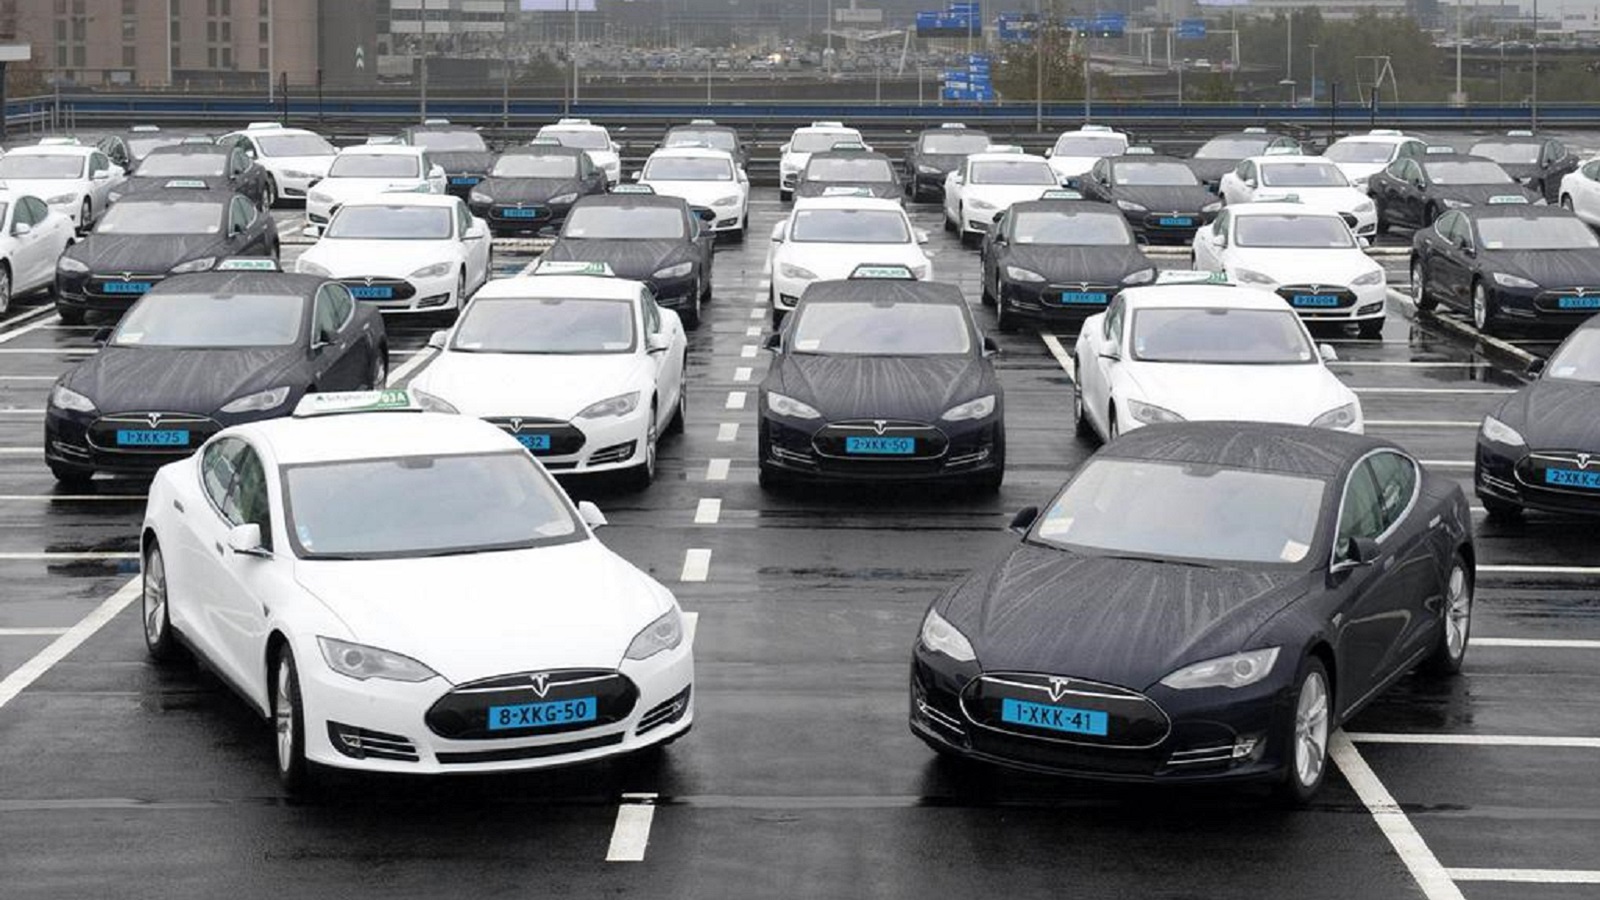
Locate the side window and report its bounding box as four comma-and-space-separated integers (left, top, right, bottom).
1211, 209, 1229, 238
1435, 211, 1459, 242
1242, 161, 1256, 183
642, 292, 661, 333
1367, 451, 1418, 532
26, 196, 49, 223
1103, 297, 1125, 345
1385, 159, 1407, 178
200, 438, 246, 518
1405, 160, 1424, 184
12, 198, 37, 228
322, 284, 354, 330
222, 445, 273, 549
1585, 160, 1600, 181
1336, 462, 1386, 554
229, 196, 254, 233
313, 286, 344, 341
456, 200, 472, 237
231, 149, 250, 176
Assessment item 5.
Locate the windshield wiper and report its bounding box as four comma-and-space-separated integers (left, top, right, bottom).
1096, 552, 1218, 570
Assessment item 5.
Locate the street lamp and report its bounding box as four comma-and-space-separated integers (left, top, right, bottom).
1308, 43, 1316, 103
1279, 78, 1296, 105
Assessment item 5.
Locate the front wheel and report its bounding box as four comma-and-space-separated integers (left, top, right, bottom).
1411, 259, 1437, 311
369, 345, 389, 389
1273, 657, 1332, 806
994, 294, 1017, 333
1482, 496, 1523, 522
1472, 281, 1498, 335
273, 645, 315, 796
623, 407, 659, 491
0, 265, 11, 315
679, 286, 702, 330
50, 462, 93, 489
1073, 363, 1095, 440
142, 541, 180, 662
1422, 554, 1473, 675
57, 306, 86, 326
263, 175, 279, 209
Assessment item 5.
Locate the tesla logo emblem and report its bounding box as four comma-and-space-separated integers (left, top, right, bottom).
120, 272, 133, 281
529, 673, 551, 697
1310, 284, 1322, 293
509, 418, 524, 432
872, 420, 888, 435
363, 276, 375, 287
1047, 677, 1072, 702
146, 413, 163, 428
1579, 453, 1594, 469
1578, 288, 1589, 297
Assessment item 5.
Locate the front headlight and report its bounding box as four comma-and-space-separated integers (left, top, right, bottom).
169, 257, 216, 275
469, 190, 493, 204
1122, 267, 1156, 285
1352, 269, 1386, 287
1310, 402, 1360, 430
1440, 198, 1471, 209
653, 261, 693, 280
1480, 414, 1526, 446
917, 164, 941, 175
1159, 647, 1280, 690
968, 197, 997, 211
49, 383, 96, 413
46, 193, 78, 205
1233, 268, 1276, 286
412, 388, 459, 414
920, 608, 976, 663
712, 194, 741, 207
577, 391, 640, 419
624, 608, 684, 661
1354, 200, 1375, 213
57, 256, 89, 273
1491, 271, 1538, 290
219, 386, 290, 414
778, 262, 818, 281
1352, 176, 1370, 190
1126, 399, 1185, 425
108, 191, 124, 203
1004, 265, 1046, 283
308, 191, 333, 204
548, 192, 579, 205
766, 391, 821, 420
942, 395, 996, 422
1115, 199, 1148, 212
410, 261, 454, 279
1201, 200, 1223, 213
296, 260, 332, 277
317, 636, 439, 682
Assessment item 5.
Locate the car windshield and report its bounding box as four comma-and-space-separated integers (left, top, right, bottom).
1195, 137, 1273, 159
541, 129, 609, 150
134, 154, 226, 177
1476, 215, 1600, 250
1131, 307, 1317, 364
1424, 160, 1512, 184
791, 303, 970, 355
644, 156, 733, 181
667, 130, 737, 152
283, 451, 582, 560
1234, 214, 1355, 248
128, 136, 185, 157
450, 297, 635, 354
790, 208, 910, 243
1324, 141, 1396, 164
110, 293, 303, 348
970, 160, 1057, 185
95, 201, 222, 234
564, 205, 684, 239
493, 154, 577, 178
1113, 161, 1200, 186
792, 131, 859, 153
0, 155, 85, 179
1544, 329, 1600, 383
806, 157, 895, 182
328, 154, 421, 178
1469, 141, 1540, 165
1260, 162, 1349, 187
1012, 210, 1133, 245
412, 131, 486, 152
1052, 135, 1127, 157
921, 133, 992, 154
253, 133, 334, 157
1032, 458, 1327, 565
325, 205, 452, 240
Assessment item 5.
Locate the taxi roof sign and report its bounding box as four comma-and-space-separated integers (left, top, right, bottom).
983, 144, 1024, 154
1488, 195, 1531, 205
822, 186, 874, 197
1124, 146, 1156, 155
163, 179, 210, 189
1254, 193, 1303, 203
1243, 127, 1267, 134
1080, 124, 1113, 132
181, 135, 217, 145
131, 124, 161, 133
534, 260, 616, 277
246, 122, 284, 131
1040, 189, 1084, 200
293, 389, 422, 418
610, 183, 655, 194
1506, 129, 1535, 137
1368, 129, 1404, 136
527, 137, 565, 147
939, 122, 967, 129
1154, 270, 1232, 285
215, 257, 281, 272
810, 121, 845, 128
365, 135, 403, 145
1424, 145, 1458, 155
848, 264, 916, 280
556, 118, 592, 126
688, 118, 718, 125
422, 118, 452, 126
38, 136, 80, 146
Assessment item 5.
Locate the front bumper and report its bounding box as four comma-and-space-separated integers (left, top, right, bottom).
1476, 442, 1600, 516
470, 200, 574, 235
487, 409, 653, 476
999, 279, 1118, 326
760, 415, 1002, 483
443, 174, 487, 201
1485, 283, 1600, 325
55, 270, 166, 315
1123, 209, 1216, 244
45, 407, 237, 477
1274, 282, 1388, 323
335, 272, 459, 314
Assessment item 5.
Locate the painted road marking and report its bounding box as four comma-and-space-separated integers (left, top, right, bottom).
0, 495, 145, 501
0, 307, 60, 342
694, 498, 722, 525
1330, 361, 1496, 368
1329, 732, 1466, 900
680, 548, 711, 582
0, 348, 95, 355
726, 391, 746, 410
741, 344, 758, 358
0, 552, 140, 560
745, 326, 762, 336
1447, 869, 1600, 884
0, 448, 44, 455
1347, 732, 1600, 749
0, 627, 70, 637
386, 348, 435, 386
1478, 564, 1600, 576
1367, 421, 1479, 428
706, 458, 730, 481
717, 423, 739, 442
0, 375, 59, 381
0, 409, 45, 415
1040, 333, 1076, 375
1474, 637, 1600, 649
734, 366, 752, 382
0, 578, 140, 711
605, 792, 659, 862
749, 308, 764, 319
1352, 387, 1512, 395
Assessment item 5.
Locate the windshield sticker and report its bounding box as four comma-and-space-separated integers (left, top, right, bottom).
602, 341, 631, 350
1280, 539, 1310, 562
1483, 241, 1504, 249
1037, 516, 1073, 539
1553, 365, 1577, 377
118, 331, 143, 344
795, 339, 821, 351
297, 524, 314, 549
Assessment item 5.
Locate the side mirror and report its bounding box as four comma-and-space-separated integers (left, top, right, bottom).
301, 223, 321, 238
770, 221, 787, 242
779, 143, 791, 154
1008, 505, 1039, 535
577, 500, 608, 530
1526, 357, 1546, 377
430, 164, 445, 178
537, 224, 559, 238
1318, 344, 1339, 363
762, 332, 782, 352
646, 333, 669, 354
427, 330, 449, 349
630, 170, 643, 181
1334, 535, 1381, 571
1099, 346, 1120, 362
982, 335, 1001, 357
952, 173, 964, 184
1412, 179, 1426, 190
227, 523, 270, 557
1045, 148, 1054, 158
1244, 178, 1257, 189
466, 222, 488, 239
1357, 236, 1371, 249
92, 326, 113, 345
915, 229, 930, 244
12, 222, 32, 237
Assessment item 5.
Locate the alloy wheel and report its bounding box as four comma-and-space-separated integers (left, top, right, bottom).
274, 658, 295, 774
142, 545, 167, 649
1293, 670, 1330, 788
1445, 563, 1472, 661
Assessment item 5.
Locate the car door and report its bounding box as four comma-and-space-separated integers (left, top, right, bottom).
1194, 210, 1228, 270
944, 162, 968, 222
1080, 296, 1125, 437
1541, 139, 1576, 200
1428, 212, 1472, 310
5, 196, 45, 290
309, 283, 366, 389
455, 200, 490, 290
1575, 161, 1600, 225
1363, 450, 1440, 669
1328, 454, 1417, 714
641, 290, 684, 421
1083, 160, 1112, 203
231, 148, 265, 207
192, 439, 278, 705
171, 438, 246, 677
1396, 159, 1428, 226
87, 151, 119, 210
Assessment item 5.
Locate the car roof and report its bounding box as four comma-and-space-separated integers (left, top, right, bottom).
242, 411, 517, 466
791, 195, 906, 212
1100, 421, 1390, 480
1107, 153, 1185, 164
792, 125, 859, 134
108, 188, 238, 205
918, 125, 990, 135
403, 123, 478, 134
806, 149, 893, 162
140, 144, 231, 159
1007, 198, 1121, 214
967, 152, 1051, 164
1224, 202, 1349, 219
1251, 154, 1335, 166
1118, 284, 1295, 311
473, 273, 645, 301
799, 278, 966, 306
1419, 153, 1501, 167
333, 144, 424, 157
337, 193, 461, 209
647, 146, 737, 161
146, 270, 326, 298
232, 126, 321, 138
1331, 133, 1414, 145
667, 124, 738, 136
1469, 135, 1543, 146
1462, 203, 1579, 221
573, 193, 687, 210
9, 144, 94, 158
539, 122, 609, 133
501, 144, 587, 158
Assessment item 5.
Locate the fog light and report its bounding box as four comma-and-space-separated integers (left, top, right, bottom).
1232, 737, 1260, 760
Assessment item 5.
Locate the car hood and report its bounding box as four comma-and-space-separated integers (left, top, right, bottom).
409, 350, 648, 419
796, 181, 900, 201
66, 233, 224, 273
1254, 185, 1368, 213
1480, 248, 1600, 289
1048, 156, 1102, 179
1494, 378, 1600, 449
1004, 244, 1151, 283
0, 177, 86, 197
293, 540, 671, 684
313, 178, 428, 202
263, 154, 333, 173
645, 180, 742, 206
1430, 183, 1541, 206
543, 238, 692, 280
775, 242, 927, 280
61, 346, 305, 415
1226, 247, 1382, 286
1123, 361, 1354, 426
773, 353, 992, 422
781, 151, 816, 171
915, 153, 967, 174
299, 238, 457, 278
427, 150, 495, 174
941, 543, 1311, 689
967, 184, 1061, 209
476, 177, 585, 203
1112, 185, 1218, 213
119, 175, 229, 196
1332, 161, 1387, 182
1497, 163, 1541, 183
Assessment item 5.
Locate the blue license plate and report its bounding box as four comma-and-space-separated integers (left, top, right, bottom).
486, 697, 597, 731
1557, 296, 1600, 309
1157, 216, 1193, 227
517, 434, 552, 452
101, 281, 151, 294
116, 429, 189, 447
450, 176, 481, 186
1057, 291, 1108, 305
1001, 698, 1109, 736
349, 286, 394, 299
844, 436, 915, 455
500, 207, 542, 219
1545, 467, 1600, 490
1293, 294, 1340, 307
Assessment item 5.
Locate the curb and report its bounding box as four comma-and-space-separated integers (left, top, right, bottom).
1385, 287, 1537, 367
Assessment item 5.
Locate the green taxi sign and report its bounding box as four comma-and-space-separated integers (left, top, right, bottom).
164, 179, 210, 189
534, 260, 616, 277
1040, 189, 1083, 200
215, 257, 280, 272
293, 389, 420, 418
610, 183, 655, 194
821, 186, 874, 197
849, 264, 916, 280
1155, 270, 1231, 286
1488, 195, 1530, 205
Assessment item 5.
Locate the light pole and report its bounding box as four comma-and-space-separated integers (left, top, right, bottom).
1454, 0, 1463, 102
1531, 0, 1539, 129
419, 0, 429, 122
1034, 1, 1044, 133
1284, 12, 1292, 92
1308, 43, 1316, 103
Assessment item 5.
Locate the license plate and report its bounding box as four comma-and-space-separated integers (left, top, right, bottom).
116, 429, 189, 447
500, 207, 542, 219
1056, 291, 1108, 305
517, 434, 552, 452
101, 281, 151, 294
486, 697, 597, 731
349, 285, 394, 299
844, 436, 915, 455
1292, 294, 1340, 307
1157, 216, 1193, 227
1557, 296, 1600, 309
450, 176, 481, 186
1545, 467, 1600, 490
1001, 698, 1109, 736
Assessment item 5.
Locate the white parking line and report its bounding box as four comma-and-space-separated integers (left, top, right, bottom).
1330, 361, 1495, 368
606, 794, 658, 862
0, 348, 94, 355
1040, 333, 1076, 375
1447, 868, 1600, 884
0, 375, 58, 381
1367, 421, 1479, 428
706, 458, 730, 481
385, 348, 435, 386
740, 345, 758, 358
694, 498, 721, 525
1352, 388, 1512, 395
1348, 732, 1600, 749
1329, 732, 1466, 900
0, 495, 145, 501
1478, 564, 1600, 576
0, 627, 70, 637
0, 307, 59, 341
680, 549, 711, 582
0, 448, 43, 454
0, 577, 140, 711
733, 367, 752, 382
0, 552, 140, 560
749, 308, 764, 319
1474, 637, 1600, 649
745, 326, 762, 336
725, 392, 746, 410
716, 423, 739, 442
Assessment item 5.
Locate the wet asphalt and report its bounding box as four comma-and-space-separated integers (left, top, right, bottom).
0, 188, 1598, 900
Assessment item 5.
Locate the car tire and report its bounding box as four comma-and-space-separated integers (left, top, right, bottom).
680, 286, 702, 330
1272, 656, 1332, 807
994, 294, 1017, 333
1422, 553, 1473, 676
1374, 202, 1390, 236
1472, 280, 1499, 335
666, 368, 687, 437
79, 198, 92, 233
141, 540, 180, 662
779, 189, 792, 203
57, 304, 87, 326
943, 207, 956, 233
1411, 259, 1437, 311
0, 263, 11, 315
264, 176, 279, 209
369, 345, 389, 389
49, 462, 93, 489
1357, 317, 1385, 340
1073, 363, 1095, 440
624, 406, 658, 491
273, 644, 316, 797
758, 461, 784, 492
1561, 194, 1574, 212
1107, 408, 1120, 442
980, 268, 996, 307
1423, 202, 1438, 227
1481, 496, 1524, 521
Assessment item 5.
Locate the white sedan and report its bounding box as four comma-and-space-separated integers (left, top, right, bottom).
0, 190, 75, 313
220, 123, 337, 206
1046, 125, 1130, 186
1072, 278, 1363, 441
1192, 202, 1389, 338
305, 145, 447, 227
943, 148, 1060, 243
636, 146, 749, 238
137, 390, 693, 791
295, 194, 490, 316
409, 263, 687, 489
765, 196, 932, 320
778, 122, 866, 201
535, 119, 623, 185
1322, 129, 1428, 190
1557, 158, 1600, 226
0, 143, 124, 231
1219, 155, 1378, 237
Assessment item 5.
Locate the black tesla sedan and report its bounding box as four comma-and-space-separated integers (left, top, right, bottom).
44, 266, 387, 486
905, 124, 993, 202
1410, 204, 1600, 334
793, 147, 904, 202
110, 144, 269, 209
980, 197, 1157, 332
55, 188, 280, 325
1467, 131, 1578, 203
1185, 130, 1302, 192
910, 422, 1474, 804
467, 145, 607, 235
758, 270, 1004, 491
542, 192, 715, 328
663, 120, 749, 171
400, 122, 497, 200
1476, 317, 1600, 518
1369, 153, 1540, 233
1079, 152, 1220, 243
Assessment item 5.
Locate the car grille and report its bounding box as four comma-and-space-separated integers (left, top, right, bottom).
436, 732, 626, 765
484, 417, 586, 456
637, 686, 692, 735
959, 672, 1171, 750
424, 668, 639, 741
85, 412, 219, 455
487, 204, 551, 226
811, 420, 948, 461
86, 273, 164, 300
1515, 451, 1600, 499
1277, 284, 1357, 312
1043, 284, 1117, 308
339, 277, 416, 301
1533, 289, 1600, 314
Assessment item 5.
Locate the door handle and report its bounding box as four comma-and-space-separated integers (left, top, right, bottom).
173, 499, 185, 514
213, 541, 225, 556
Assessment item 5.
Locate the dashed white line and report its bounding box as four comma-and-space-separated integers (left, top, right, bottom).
740, 344, 758, 358
1478, 564, 1600, 576
1348, 732, 1600, 749
694, 498, 722, 525
733, 367, 752, 382
706, 458, 730, 481
1447, 868, 1600, 884
1353, 387, 1512, 395
0, 627, 70, 637
0, 448, 44, 455
1367, 421, 1479, 428
745, 326, 762, 336
1040, 333, 1076, 375
725, 391, 747, 410
0, 307, 60, 341
1473, 637, 1600, 649
680, 548, 711, 582
605, 792, 658, 862
0, 578, 141, 711
749, 308, 764, 319
0, 552, 140, 560
1329, 732, 1466, 900
0, 494, 145, 501
716, 423, 739, 442
385, 348, 436, 386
